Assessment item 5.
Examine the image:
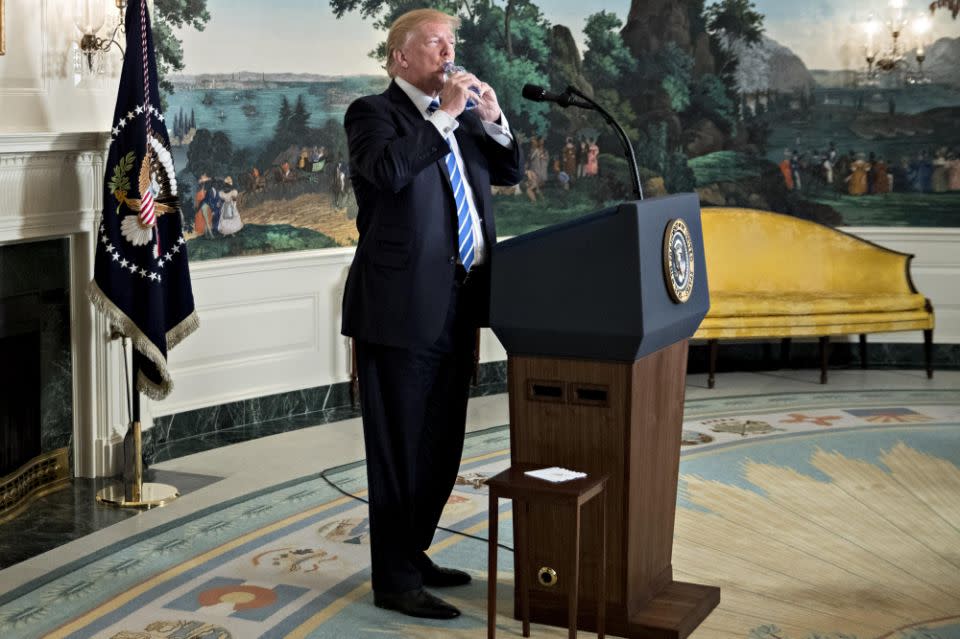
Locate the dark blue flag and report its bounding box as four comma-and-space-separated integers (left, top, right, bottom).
88, 0, 198, 400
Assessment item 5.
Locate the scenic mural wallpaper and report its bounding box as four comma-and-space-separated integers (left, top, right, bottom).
156, 0, 960, 261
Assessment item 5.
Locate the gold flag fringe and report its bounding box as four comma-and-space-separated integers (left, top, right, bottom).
87, 279, 199, 401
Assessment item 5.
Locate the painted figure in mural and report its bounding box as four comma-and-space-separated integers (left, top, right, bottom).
577, 136, 588, 178
524, 167, 541, 202
893, 157, 911, 193
872, 157, 891, 195
331, 159, 349, 207
339, 8, 522, 621
834, 151, 853, 195
248, 166, 266, 196
790, 150, 802, 192
205, 181, 224, 234
528, 135, 548, 186
562, 136, 577, 181
779, 150, 794, 190
217, 176, 243, 236
910, 151, 933, 193
931, 147, 950, 193
554, 157, 571, 190
948, 152, 960, 191
584, 137, 600, 177
194, 174, 215, 238
847, 154, 869, 196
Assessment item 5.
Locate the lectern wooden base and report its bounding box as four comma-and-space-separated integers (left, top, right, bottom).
507, 340, 719, 638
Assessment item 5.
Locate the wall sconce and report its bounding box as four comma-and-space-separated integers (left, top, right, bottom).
73, 0, 126, 76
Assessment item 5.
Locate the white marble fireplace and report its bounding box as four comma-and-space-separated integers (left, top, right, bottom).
0, 132, 130, 478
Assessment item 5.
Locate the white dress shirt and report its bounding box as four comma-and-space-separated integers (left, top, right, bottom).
395, 76, 514, 267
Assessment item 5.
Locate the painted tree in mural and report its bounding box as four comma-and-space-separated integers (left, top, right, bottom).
330, 0, 552, 135
581, 11, 639, 141
703, 0, 764, 98
153, 0, 211, 95
929, 0, 959, 18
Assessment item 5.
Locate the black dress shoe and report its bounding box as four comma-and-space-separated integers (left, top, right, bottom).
416, 555, 472, 587
373, 588, 461, 619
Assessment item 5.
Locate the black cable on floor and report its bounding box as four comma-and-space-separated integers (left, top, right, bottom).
319, 468, 515, 553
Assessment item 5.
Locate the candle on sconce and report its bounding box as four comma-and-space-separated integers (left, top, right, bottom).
912, 13, 931, 56
864, 14, 880, 58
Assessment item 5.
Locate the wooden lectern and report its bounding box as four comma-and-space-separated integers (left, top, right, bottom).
489, 193, 718, 638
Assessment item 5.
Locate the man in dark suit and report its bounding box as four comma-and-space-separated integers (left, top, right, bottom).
341, 8, 523, 620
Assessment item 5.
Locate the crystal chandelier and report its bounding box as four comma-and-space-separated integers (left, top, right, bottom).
861, 0, 932, 85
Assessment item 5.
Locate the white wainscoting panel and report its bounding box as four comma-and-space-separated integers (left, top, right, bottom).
150, 248, 357, 417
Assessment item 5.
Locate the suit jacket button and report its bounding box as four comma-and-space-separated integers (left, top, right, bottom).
448, 256, 455, 264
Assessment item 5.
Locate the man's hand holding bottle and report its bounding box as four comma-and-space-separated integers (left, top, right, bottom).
439, 62, 502, 123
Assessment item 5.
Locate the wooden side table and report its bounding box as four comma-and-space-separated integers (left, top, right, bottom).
486, 464, 607, 639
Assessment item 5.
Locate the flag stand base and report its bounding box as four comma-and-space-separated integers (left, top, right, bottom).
96, 482, 179, 508
95, 385, 179, 509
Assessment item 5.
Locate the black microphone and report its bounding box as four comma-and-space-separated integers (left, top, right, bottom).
521, 84, 589, 109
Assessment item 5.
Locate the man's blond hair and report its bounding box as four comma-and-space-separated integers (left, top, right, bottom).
385, 9, 461, 78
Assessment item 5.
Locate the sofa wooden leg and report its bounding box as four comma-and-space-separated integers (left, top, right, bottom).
780, 338, 791, 368
924, 329, 934, 379
859, 334, 868, 369
708, 339, 718, 389
819, 337, 830, 384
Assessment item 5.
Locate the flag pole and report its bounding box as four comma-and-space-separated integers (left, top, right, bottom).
91, 0, 196, 507
96, 339, 179, 508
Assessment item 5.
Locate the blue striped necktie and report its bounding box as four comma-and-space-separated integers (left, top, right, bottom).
428, 99, 475, 271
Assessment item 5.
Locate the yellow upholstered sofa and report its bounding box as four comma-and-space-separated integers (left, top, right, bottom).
694, 208, 935, 387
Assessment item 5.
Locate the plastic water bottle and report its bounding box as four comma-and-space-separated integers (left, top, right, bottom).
442, 61, 479, 110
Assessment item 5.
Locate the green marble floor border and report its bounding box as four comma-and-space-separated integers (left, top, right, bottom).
145, 362, 508, 465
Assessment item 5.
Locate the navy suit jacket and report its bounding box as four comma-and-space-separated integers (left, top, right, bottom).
341, 81, 523, 349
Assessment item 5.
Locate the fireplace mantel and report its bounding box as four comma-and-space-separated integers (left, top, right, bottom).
0, 131, 128, 478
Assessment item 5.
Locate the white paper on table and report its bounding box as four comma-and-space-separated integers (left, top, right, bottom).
524, 466, 587, 483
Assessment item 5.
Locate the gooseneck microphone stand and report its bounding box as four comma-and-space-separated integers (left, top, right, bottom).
562, 85, 644, 202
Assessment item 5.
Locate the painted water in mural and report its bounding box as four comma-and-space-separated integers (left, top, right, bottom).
160, 0, 960, 261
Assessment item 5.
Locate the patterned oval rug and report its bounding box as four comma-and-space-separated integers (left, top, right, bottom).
1, 389, 958, 639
